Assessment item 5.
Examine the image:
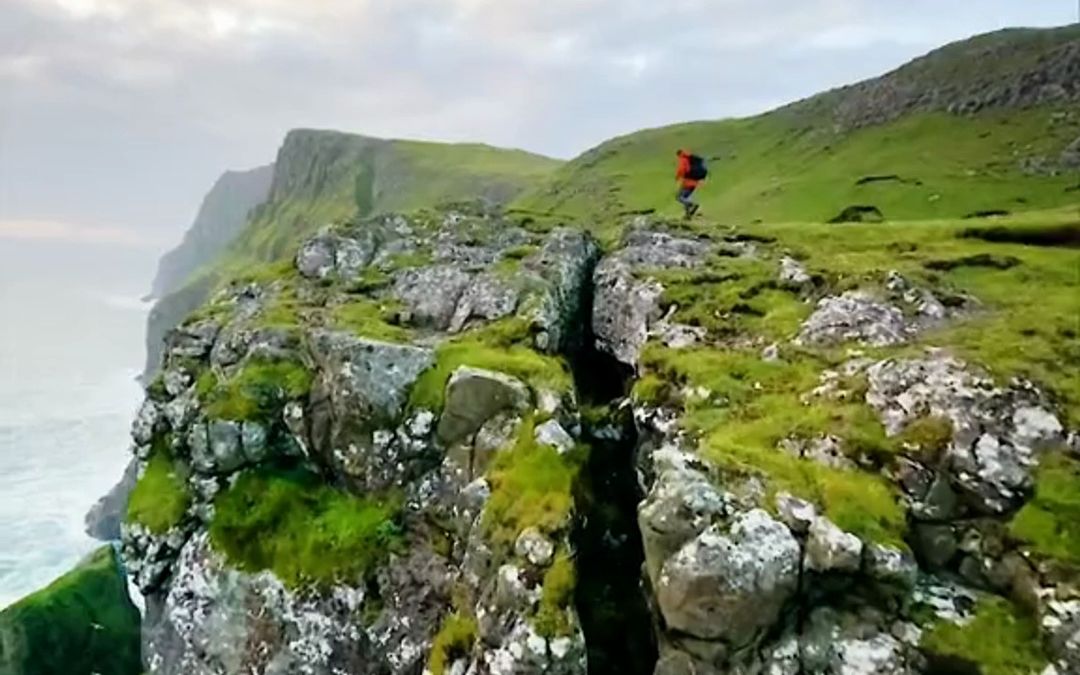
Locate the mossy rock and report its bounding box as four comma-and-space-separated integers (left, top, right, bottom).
0, 547, 141, 675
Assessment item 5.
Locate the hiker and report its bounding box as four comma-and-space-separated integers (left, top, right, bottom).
675, 149, 707, 218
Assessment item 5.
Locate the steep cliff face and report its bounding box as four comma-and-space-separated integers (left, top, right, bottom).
149, 165, 275, 299
143, 130, 561, 377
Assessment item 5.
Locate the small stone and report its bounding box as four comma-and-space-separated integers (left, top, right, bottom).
912, 523, 958, 570
534, 419, 575, 455
514, 527, 555, 566
778, 256, 811, 286
865, 543, 918, 589
775, 492, 817, 534
805, 517, 863, 573
761, 342, 780, 362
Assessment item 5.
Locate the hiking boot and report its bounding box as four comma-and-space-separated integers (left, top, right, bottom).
688, 203, 700, 217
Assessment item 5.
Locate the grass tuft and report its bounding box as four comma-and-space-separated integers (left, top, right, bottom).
427, 612, 478, 675
202, 359, 312, 421
126, 449, 190, 534
208, 466, 403, 589
483, 417, 584, 546
1009, 452, 1080, 567
533, 550, 577, 637
921, 597, 1046, 675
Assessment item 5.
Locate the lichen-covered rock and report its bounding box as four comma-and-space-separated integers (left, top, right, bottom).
638, 444, 729, 584
655, 509, 800, 646
1043, 598, 1080, 675
166, 320, 220, 359
393, 265, 474, 329
132, 398, 163, 445
775, 492, 818, 534
448, 272, 520, 333
522, 228, 600, 353
514, 527, 556, 567
593, 228, 712, 366
800, 607, 916, 675
437, 366, 531, 445
308, 331, 435, 490
866, 352, 1063, 513
534, 419, 575, 454
805, 517, 863, 573
778, 255, 812, 287
796, 292, 910, 346
144, 532, 379, 675
865, 543, 918, 589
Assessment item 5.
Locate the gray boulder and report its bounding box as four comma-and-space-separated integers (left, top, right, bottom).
307, 331, 435, 490
523, 228, 600, 353
393, 265, 472, 330
655, 509, 800, 646
437, 367, 531, 445
804, 517, 863, 573
796, 292, 910, 347
448, 273, 520, 333
143, 532, 385, 675
592, 229, 711, 366
866, 352, 1063, 513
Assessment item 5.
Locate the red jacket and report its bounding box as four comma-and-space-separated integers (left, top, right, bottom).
676, 152, 699, 188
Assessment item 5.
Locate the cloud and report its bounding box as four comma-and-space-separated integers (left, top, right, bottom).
0, 0, 1074, 238
0, 219, 164, 248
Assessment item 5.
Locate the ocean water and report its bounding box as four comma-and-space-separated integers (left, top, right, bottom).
0, 241, 155, 608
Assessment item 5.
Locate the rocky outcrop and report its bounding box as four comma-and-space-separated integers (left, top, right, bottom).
85, 458, 139, 541
120, 206, 595, 675
782, 25, 1080, 131
592, 224, 714, 366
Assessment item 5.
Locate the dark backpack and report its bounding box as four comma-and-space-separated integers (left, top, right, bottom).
687, 154, 708, 180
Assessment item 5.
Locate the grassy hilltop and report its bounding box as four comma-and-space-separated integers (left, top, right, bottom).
516, 25, 1080, 223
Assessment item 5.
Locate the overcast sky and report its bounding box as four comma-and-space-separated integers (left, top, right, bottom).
0, 0, 1075, 252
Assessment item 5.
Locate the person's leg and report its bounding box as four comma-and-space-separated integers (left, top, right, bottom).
677, 186, 696, 216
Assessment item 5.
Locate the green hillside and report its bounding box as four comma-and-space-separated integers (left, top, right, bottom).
0, 547, 141, 675
516, 25, 1080, 223
236, 129, 562, 263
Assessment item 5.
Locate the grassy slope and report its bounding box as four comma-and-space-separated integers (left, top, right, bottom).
516, 26, 1080, 224
234, 131, 562, 265
517, 106, 1078, 225
0, 547, 141, 675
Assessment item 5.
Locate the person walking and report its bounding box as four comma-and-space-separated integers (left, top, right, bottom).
675, 149, 708, 219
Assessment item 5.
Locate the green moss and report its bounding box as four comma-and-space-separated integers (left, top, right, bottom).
202, 359, 312, 421
1009, 452, 1080, 567
483, 417, 584, 546
409, 321, 570, 413
896, 415, 953, 463
331, 299, 412, 342
145, 373, 169, 402
654, 257, 810, 341
921, 597, 1046, 675
383, 250, 434, 271
0, 546, 141, 675
636, 345, 905, 545
533, 550, 576, 638
427, 613, 478, 675
504, 244, 538, 260
126, 450, 190, 534
208, 466, 403, 589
